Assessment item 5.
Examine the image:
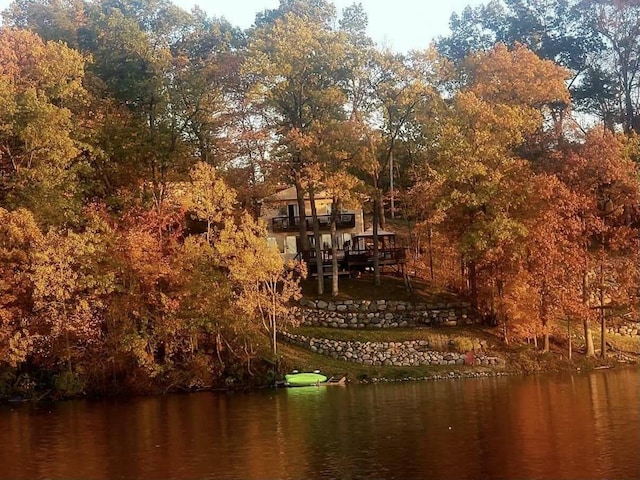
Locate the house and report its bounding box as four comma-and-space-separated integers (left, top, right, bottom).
260, 186, 365, 262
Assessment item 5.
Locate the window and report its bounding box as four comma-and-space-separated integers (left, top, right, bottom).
340, 233, 351, 249
321, 233, 331, 250
287, 204, 298, 218
273, 237, 285, 253
285, 236, 297, 254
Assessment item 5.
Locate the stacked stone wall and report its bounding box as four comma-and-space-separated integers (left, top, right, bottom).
298, 298, 476, 329
280, 331, 504, 367
606, 323, 640, 338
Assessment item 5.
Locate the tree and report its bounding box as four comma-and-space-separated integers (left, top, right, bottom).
437, 0, 640, 134
550, 129, 639, 356
0, 208, 42, 369
30, 219, 115, 392
0, 27, 87, 226
181, 162, 235, 242
215, 214, 304, 357
245, 7, 350, 294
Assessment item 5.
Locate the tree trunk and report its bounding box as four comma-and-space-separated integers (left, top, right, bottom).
330, 198, 339, 297
293, 173, 310, 253
582, 269, 595, 357
599, 258, 606, 359
567, 317, 572, 360
468, 260, 478, 310
309, 188, 324, 295
584, 318, 595, 357
541, 281, 550, 353
272, 292, 277, 357
373, 198, 381, 287
378, 191, 386, 229
427, 221, 434, 281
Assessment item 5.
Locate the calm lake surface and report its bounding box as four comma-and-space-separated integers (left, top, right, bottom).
0, 368, 638, 480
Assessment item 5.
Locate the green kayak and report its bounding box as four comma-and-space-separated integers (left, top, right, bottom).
285, 372, 328, 386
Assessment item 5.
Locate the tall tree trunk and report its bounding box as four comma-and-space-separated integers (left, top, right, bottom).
378, 190, 386, 229
568, 317, 572, 360
293, 172, 310, 253
272, 292, 277, 357
309, 188, 324, 295
468, 259, 478, 310
427, 221, 434, 281
373, 198, 381, 286
584, 318, 595, 357
541, 281, 550, 353
330, 197, 339, 297
599, 258, 606, 358
582, 269, 595, 357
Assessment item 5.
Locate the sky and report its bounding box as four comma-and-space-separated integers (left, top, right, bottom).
0, 0, 486, 52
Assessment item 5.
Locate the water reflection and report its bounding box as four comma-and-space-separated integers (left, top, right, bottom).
0, 368, 638, 479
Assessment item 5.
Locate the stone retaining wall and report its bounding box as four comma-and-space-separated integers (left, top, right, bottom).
298, 298, 477, 329
280, 331, 504, 367
606, 323, 640, 337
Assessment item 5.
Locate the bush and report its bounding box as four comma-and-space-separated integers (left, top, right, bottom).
53, 371, 85, 398
451, 337, 474, 353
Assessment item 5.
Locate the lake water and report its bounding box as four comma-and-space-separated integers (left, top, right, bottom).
0, 368, 638, 479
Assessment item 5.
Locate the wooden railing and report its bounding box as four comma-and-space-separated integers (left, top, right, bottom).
294, 247, 406, 268
271, 213, 356, 232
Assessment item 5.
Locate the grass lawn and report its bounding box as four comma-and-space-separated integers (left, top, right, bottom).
278, 322, 639, 383
289, 325, 498, 351
277, 341, 496, 382
301, 274, 464, 303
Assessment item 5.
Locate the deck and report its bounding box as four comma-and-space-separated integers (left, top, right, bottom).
295, 248, 406, 277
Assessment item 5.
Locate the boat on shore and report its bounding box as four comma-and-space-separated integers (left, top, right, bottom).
279, 371, 347, 387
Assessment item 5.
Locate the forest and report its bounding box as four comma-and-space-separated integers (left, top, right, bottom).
0, 0, 638, 398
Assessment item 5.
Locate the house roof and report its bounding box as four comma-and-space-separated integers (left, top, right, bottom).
263, 186, 331, 202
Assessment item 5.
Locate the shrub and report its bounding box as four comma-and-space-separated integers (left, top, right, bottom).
53, 371, 85, 398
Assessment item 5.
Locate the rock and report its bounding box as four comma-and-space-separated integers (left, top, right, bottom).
336, 304, 347, 312
299, 298, 314, 308
316, 300, 328, 309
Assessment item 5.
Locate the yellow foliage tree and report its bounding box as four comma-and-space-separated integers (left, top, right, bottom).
215, 214, 305, 357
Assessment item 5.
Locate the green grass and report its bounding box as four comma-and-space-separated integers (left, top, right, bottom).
301, 274, 462, 304
277, 341, 495, 382
278, 321, 639, 383
289, 325, 496, 352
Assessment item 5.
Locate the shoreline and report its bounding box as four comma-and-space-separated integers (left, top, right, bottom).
2, 359, 638, 404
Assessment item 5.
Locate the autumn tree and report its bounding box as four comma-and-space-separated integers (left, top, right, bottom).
181, 162, 235, 242
215, 214, 304, 357
411, 44, 570, 330
29, 216, 115, 395
550, 129, 639, 356
0, 27, 87, 226
437, 0, 640, 133
245, 3, 352, 294
0, 208, 42, 369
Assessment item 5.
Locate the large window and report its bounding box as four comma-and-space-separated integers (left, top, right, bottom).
285, 236, 297, 254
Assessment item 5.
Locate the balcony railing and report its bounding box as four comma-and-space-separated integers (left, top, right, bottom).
271, 213, 356, 232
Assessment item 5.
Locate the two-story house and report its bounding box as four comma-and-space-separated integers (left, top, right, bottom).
260, 186, 365, 263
